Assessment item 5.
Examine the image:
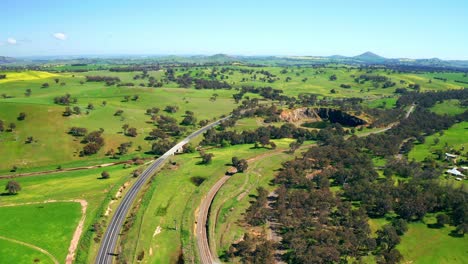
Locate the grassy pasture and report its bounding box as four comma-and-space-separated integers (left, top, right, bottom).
430, 99, 466, 116
397, 218, 468, 264
0, 239, 55, 264
409, 121, 468, 162
0, 70, 238, 172
0, 165, 136, 263
211, 147, 295, 255
0, 202, 81, 263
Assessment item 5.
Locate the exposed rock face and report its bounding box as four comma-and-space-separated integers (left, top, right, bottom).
279, 107, 321, 123
280, 107, 367, 127
316, 108, 367, 126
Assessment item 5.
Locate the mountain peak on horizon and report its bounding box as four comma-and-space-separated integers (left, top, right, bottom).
354, 51, 385, 59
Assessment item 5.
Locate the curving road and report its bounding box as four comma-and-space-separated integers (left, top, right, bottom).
196, 174, 231, 264
95, 116, 230, 264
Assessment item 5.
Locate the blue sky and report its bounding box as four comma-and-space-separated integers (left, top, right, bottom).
1, 0, 467, 59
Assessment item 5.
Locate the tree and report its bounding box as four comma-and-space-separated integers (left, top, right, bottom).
200, 152, 214, 164
73, 106, 81, 115
101, 171, 110, 179
232, 157, 240, 167
63, 107, 73, 116
25, 88, 32, 97
391, 218, 408, 235
87, 103, 94, 110
126, 127, 138, 137
5, 180, 21, 195
164, 105, 179, 113
381, 248, 403, 264
41, 83, 49, 88
329, 74, 337, 81
54, 78, 60, 84
0, 120, 4, 132
17, 112, 26, 121
8, 123, 16, 132
25, 136, 34, 144
122, 124, 129, 133
235, 159, 248, 172
436, 213, 450, 227
377, 225, 400, 250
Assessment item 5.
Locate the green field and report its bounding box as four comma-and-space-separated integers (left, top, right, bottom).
409, 121, 468, 162
0, 238, 55, 264
430, 99, 466, 116
0, 164, 138, 263
0, 202, 81, 263
398, 220, 468, 264
0, 70, 238, 173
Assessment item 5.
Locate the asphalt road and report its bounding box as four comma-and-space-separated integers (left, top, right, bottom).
95, 116, 230, 264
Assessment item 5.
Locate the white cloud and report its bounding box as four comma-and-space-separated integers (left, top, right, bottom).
53, 32, 67, 40
7, 38, 17, 45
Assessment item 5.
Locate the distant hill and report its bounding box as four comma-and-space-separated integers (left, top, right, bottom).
2, 53, 468, 70
0, 56, 16, 64
352, 51, 387, 63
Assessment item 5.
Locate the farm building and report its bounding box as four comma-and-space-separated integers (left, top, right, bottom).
446, 167, 465, 178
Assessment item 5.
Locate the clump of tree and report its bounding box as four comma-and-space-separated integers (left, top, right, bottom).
54, 94, 76, 105
145, 107, 160, 115
5, 180, 21, 195
0, 74, 6, 79
126, 127, 138, 137
81, 130, 105, 156
85, 76, 121, 83
180, 111, 197, 126
151, 139, 174, 155
118, 142, 132, 155
69, 127, 88, 137
199, 151, 214, 164
232, 157, 248, 172
164, 105, 179, 113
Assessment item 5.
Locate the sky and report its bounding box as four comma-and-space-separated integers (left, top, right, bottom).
1, 0, 468, 59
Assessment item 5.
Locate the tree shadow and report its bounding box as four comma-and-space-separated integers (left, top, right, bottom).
427, 223, 443, 229
449, 230, 465, 238
0, 192, 18, 196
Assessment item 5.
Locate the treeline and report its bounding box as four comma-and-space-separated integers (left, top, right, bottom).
201, 123, 317, 147
109, 65, 161, 72
357, 108, 457, 156
85, 76, 121, 83
174, 73, 232, 89
397, 88, 468, 108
